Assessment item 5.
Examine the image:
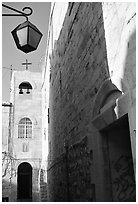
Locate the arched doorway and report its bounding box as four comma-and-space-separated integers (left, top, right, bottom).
92, 79, 136, 201
17, 162, 32, 201
101, 114, 135, 201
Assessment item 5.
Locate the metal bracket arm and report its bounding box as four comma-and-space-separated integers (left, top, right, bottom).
2, 4, 33, 21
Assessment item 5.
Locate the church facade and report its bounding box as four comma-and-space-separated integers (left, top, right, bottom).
2, 67, 42, 202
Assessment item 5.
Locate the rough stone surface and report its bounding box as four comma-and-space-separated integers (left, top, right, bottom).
48, 2, 109, 201
45, 2, 136, 202
40, 169, 48, 201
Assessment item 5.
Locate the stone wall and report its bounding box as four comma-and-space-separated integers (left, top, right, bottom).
102, 2, 136, 91
2, 106, 10, 152
40, 169, 48, 201
2, 105, 12, 201
67, 136, 94, 201
47, 2, 136, 201
48, 2, 109, 201
47, 154, 67, 201
102, 2, 136, 172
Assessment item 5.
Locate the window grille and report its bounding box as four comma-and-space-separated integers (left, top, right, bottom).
18, 118, 32, 138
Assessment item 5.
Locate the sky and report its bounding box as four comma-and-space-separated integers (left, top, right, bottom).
2, 2, 51, 102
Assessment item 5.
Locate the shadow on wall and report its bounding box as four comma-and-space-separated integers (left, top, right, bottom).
121, 29, 136, 92
2, 166, 42, 202
119, 28, 136, 201
40, 169, 48, 202
47, 2, 112, 202
2, 178, 17, 202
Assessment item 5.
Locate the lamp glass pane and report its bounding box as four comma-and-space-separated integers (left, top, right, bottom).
28, 27, 42, 48
16, 27, 28, 47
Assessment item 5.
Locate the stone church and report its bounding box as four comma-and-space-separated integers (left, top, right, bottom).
2, 63, 42, 202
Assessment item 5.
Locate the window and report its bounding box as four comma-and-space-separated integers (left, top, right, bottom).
19, 81, 32, 95
18, 118, 32, 138
22, 142, 29, 152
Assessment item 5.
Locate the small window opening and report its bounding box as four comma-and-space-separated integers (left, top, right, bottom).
22, 143, 29, 152
19, 81, 32, 95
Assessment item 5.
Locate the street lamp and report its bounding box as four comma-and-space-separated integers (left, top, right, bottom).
11, 20, 43, 53
2, 4, 43, 54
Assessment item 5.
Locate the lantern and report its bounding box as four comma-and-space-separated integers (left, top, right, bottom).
11, 20, 43, 53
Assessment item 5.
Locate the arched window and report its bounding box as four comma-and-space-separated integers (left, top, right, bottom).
18, 118, 32, 138
19, 81, 32, 95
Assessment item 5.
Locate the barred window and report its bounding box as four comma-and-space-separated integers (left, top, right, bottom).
18, 118, 32, 138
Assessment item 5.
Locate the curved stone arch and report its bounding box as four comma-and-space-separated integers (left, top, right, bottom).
15, 161, 32, 178
17, 79, 37, 90
18, 117, 32, 124
92, 78, 122, 118
19, 81, 32, 89
17, 161, 33, 170
16, 115, 37, 126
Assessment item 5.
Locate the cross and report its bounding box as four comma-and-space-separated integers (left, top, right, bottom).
22, 59, 32, 70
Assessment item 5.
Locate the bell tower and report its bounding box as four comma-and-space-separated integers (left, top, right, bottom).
10, 62, 42, 202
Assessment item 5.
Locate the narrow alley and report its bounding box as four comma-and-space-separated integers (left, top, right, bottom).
2, 2, 136, 202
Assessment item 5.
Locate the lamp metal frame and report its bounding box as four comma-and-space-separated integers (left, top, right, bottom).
2, 3, 33, 21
